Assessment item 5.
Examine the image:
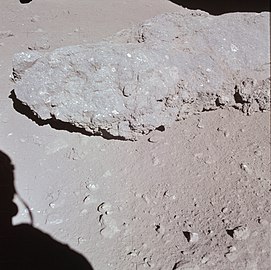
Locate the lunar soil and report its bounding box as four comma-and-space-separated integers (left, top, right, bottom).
0, 1, 270, 270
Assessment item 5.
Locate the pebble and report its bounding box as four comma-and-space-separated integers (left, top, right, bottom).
222, 219, 230, 224
97, 202, 112, 214
83, 195, 96, 205
257, 218, 269, 226
224, 131, 230, 137
240, 163, 252, 174
173, 262, 200, 270
141, 194, 150, 204
201, 254, 209, 264
228, 246, 237, 252
155, 224, 165, 235
232, 225, 250, 240
99, 216, 120, 238
148, 135, 160, 143
225, 251, 238, 262
86, 182, 99, 191
254, 150, 262, 156
224, 246, 238, 261
197, 121, 204, 129
30, 15, 40, 22
77, 237, 86, 245
183, 231, 199, 243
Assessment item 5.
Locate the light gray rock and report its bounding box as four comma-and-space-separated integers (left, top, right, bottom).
232, 225, 250, 240
12, 10, 270, 140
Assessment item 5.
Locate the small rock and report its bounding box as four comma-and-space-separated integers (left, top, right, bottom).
86, 182, 99, 191
201, 254, 209, 264
155, 224, 165, 235
224, 246, 238, 262
148, 135, 160, 143
232, 225, 250, 240
97, 202, 112, 214
217, 95, 230, 105
240, 163, 252, 174
142, 194, 150, 204
83, 195, 96, 205
77, 237, 86, 245
99, 216, 120, 238
197, 121, 204, 129
183, 231, 199, 243
257, 218, 269, 226
173, 262, 200, 270
224, 131, 230, 137
254, 150, 262, 156
225, 251, 238, 262
222, 219, 230, 224
221, 207, 228, 213
228, 246, 237, 252
30, 15, 40, 22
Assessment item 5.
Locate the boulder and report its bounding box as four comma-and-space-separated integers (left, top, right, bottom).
12, 9, 270, 140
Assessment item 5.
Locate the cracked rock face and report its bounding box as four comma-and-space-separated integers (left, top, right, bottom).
12, 10, 270, 140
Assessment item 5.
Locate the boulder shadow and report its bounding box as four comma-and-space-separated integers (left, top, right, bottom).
9, 90, 126, 140
168, 0, 270, 15
19, 0, 32, 4
0, 150, 94, 270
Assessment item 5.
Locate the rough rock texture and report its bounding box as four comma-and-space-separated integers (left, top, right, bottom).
12, 10, 270, 140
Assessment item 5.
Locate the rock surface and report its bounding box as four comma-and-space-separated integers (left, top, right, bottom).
12, 10, 270, 140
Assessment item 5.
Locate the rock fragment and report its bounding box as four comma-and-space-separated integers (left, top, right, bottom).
227, 225, 250, 240
240, 163, 252, 174
183, 231, 199, 243
225, 246, 238, 262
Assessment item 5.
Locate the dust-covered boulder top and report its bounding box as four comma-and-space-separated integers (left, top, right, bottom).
12, 9, 270, 140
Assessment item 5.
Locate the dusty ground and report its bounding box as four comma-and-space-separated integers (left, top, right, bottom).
0, 1, 270, 269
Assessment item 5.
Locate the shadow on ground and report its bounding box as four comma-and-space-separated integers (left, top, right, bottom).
19, 0, 32, 4
168, 0, 270, 15
9, 90, 126, 140
0, 150, 94, 270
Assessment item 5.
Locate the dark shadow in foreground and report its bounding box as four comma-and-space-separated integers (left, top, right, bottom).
19, 0, 32, 4
0, 150, 94, 270
9, 90, 126, 140
168, 0, 270, 15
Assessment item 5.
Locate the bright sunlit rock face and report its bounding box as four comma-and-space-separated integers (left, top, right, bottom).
12, 11, 270, 140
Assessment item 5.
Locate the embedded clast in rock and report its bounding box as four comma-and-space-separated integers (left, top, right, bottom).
12, 10, 270, 140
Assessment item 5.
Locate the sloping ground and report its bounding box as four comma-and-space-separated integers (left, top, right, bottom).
0, 1, 270, 270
